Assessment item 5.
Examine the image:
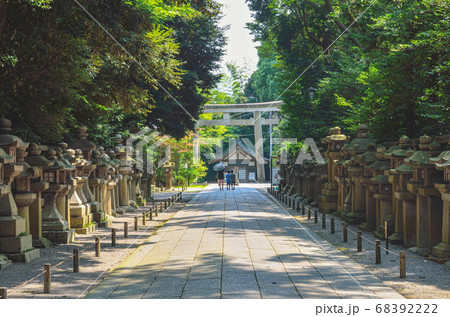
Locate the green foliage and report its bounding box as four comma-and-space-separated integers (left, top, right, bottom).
0, 0, 225, 143
246, 0, 450, 141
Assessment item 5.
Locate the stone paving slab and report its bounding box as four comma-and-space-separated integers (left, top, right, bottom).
86, 183, 404, 299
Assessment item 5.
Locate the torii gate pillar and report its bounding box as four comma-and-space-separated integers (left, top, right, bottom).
254, 111, 265, 182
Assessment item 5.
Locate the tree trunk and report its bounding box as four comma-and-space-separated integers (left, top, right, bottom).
0, 2, 7, 37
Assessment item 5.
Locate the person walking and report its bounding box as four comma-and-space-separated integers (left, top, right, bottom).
225, 171, 231, 190
230, 170, 236, 190
217, 170, 224, 190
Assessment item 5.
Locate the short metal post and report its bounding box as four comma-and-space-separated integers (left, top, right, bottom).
0, 288, 7, 299
112, 228, 116, 246
160, 202, 163, 212
322, 212, 326, 228
292, 199, 296, 210
288, 197, 291, 207
124, 222, 128, 238
385, 220, 389, 254
314, 210, 318, 223
149, 209, 153, 221
156, 205, 159, 216
331, 218, 335, 234
44, 263, 51, 294
164, 201, 167, 209
134, 217, 138, 231
95, 236, 101, 257
143, 212, 146, 226
307, 207, 311, 219
296, 201, 300, 213
302, 204, 305, 215
375, 240, 381, 264
343, 223, 348, 242
357, 232, 362, 252
400, 252, 406, 278
73, 249, 79, 272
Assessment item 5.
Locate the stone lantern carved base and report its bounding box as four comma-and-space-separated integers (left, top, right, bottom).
319, 182, 338, 214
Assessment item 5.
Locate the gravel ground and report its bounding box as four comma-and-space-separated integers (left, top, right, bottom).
0, 189, 200, 299
267, 190, 450, 299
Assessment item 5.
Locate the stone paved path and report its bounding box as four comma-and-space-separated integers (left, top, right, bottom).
86, 184, 403, 299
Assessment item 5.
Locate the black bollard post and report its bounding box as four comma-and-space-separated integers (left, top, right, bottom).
44, 264, 51, 294
343, 223, 348, 242
375, 240, 381, 264
124, 222, 128, 238
302, 204, 305, 216
357, 232, 362, 252
73, 249, 79, 273
134, 217, 138, 231
95, 236, 101, 257
331, 218, 335, 234
322, 212, 326, 229
296, 201, 300, 213
314, 210, 318, 223
400, 252, 406, 278
112, 228, 117, 246
385, 220, 389, 255
307, 207, 311, 219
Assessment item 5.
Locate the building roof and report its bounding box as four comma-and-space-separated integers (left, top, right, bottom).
208, 139, 269, 164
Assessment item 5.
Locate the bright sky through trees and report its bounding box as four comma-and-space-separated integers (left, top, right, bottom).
217, 0, 259, 73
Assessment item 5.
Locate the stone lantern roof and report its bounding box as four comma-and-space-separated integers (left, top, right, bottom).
345, 124, 376, 154
68, 125, 96, 160
0, 119, 29, 151
0, 148, 14, 164
405, 135, 441, 168
24, 143, 54, 168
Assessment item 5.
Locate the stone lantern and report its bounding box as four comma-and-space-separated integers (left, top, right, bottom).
41, 149, 75, 243
368, 146, 393, 238
384, 136, 413, 245
163, 160, 174, 190
25, 143, 52, 248
107, 148, 121, 216
14, 148, 40, 235
0, 119, 40, 262
358, 143, 378, 231
114, 134, 134, 213
319, 127, 347, 213
405, 135, 444, 256
430, 141, 450, 259
341, 124, 376, 223
69, 149, 97, 234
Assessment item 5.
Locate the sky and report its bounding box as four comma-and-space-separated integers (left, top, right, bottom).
217, 0, 259, 74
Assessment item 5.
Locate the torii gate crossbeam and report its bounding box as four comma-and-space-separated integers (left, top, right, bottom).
195, 101, 283, 182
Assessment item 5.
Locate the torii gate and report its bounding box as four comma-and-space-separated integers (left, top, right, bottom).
195, 101, 282, 182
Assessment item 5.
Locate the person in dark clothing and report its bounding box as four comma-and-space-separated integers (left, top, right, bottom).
230, 170, 236, 190
217, 170, 224, 190
225, 171, 231, 190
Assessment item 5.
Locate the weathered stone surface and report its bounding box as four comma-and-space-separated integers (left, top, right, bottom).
0, 216, 26, 237
0, 234, 33, 253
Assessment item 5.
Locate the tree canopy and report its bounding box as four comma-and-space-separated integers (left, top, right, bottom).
245, 0, 450, 141
0, 0, 226, 143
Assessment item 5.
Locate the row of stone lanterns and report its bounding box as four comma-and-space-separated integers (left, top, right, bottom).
277, 124, 450, 262
0, 119, 173, 268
